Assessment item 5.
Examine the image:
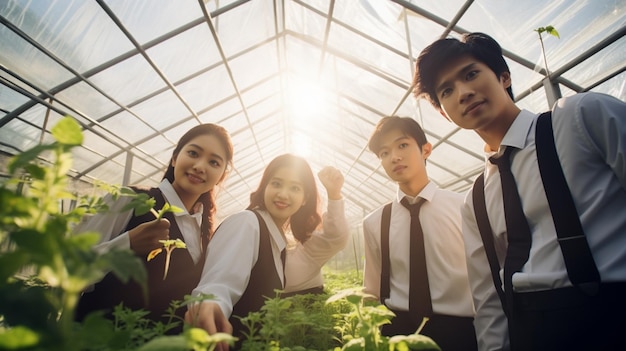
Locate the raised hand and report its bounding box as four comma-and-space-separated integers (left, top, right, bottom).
318, 166, 344, 200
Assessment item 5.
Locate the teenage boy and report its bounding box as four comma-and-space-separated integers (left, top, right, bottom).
363, 116, 477, 351
413, 32, 626, 351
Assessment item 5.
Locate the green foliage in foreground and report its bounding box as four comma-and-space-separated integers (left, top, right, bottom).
236, 286, 440, 351
0, 117, 440, 351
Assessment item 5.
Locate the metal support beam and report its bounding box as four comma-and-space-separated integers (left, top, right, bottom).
543, 77, 562, 108
123, 152, 134, 186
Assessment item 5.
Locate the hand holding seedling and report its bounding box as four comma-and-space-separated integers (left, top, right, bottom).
128, 217, 171, 256
122, 194, 185, 279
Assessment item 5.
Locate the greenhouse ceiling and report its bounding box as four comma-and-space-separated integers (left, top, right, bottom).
1, 0, 625, 225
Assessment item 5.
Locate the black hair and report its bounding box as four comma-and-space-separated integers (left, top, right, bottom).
368, 116, 428, 156
413, 32, 514, 108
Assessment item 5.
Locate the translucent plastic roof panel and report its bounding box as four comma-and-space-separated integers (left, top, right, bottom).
1, 0, 624, 226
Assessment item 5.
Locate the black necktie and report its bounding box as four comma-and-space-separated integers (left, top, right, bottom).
489, 147, 532, 315
400, 197, 432, 321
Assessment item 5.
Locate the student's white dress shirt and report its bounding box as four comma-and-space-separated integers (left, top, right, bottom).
192, 210, 286, 318
363, 181, 475, 317
462, 92, 626, 351
284, 198, 350, 293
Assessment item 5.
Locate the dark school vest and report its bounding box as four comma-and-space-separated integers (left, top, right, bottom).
75, 186, 207, 330
229, 210, 284, 340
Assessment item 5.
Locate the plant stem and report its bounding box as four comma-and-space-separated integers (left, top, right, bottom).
416, 316, 429, 334
163, 247, 172, 280
538, 32, 551, 81
56, 262, 79, 351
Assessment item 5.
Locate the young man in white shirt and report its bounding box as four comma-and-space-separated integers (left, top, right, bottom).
363, 116, 477, 351
413, 32, 626, 351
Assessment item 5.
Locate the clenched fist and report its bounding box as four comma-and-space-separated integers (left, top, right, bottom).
318, 166, 344, 200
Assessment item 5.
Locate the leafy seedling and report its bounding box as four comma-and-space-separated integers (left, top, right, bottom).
534, 25, 560, 80
148, 238, 187, 280
122, 194, 185, 280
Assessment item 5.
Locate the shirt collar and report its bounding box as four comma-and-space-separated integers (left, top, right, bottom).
395, 180, 436, 205
256, 209, 287, 251
500, 109, 535, 152
483, 109, 535, 158
158, 179, 203, 219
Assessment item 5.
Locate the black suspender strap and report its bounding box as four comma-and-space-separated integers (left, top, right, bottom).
472, 174, 507, 314
473, 111, 601, 307
380, 202, 392, 304
535, 112, 600, 295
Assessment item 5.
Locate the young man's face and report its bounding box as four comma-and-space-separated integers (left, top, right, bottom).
377, 129, 431, 193
434, 54, 515, 132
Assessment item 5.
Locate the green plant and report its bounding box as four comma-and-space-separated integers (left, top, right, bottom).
0, 117, 147, 350
327, 289, 440, 351
0, 116, 230, 351
123, 192, 183, 221
534, 25, 560, 80
238, 291, 349, 351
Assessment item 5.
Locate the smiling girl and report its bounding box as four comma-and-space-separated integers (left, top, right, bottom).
186, 153, 348, 348
75, 124, 233, 331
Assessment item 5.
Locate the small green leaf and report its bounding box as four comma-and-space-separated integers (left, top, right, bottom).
23, 164, 46, 180
545, 25, 560, 38
154, 202, 183, 220
346, 294, 363, 305
342, 337, 366, 351
389, 333, 441, 350
51, 116, 83, 146
173, 241, 186, 249
122, 193, 155, 216
0, 326, 40, 348
325, 287, 368, 304
164, 203, 184, 214
119, 186, 138, 196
